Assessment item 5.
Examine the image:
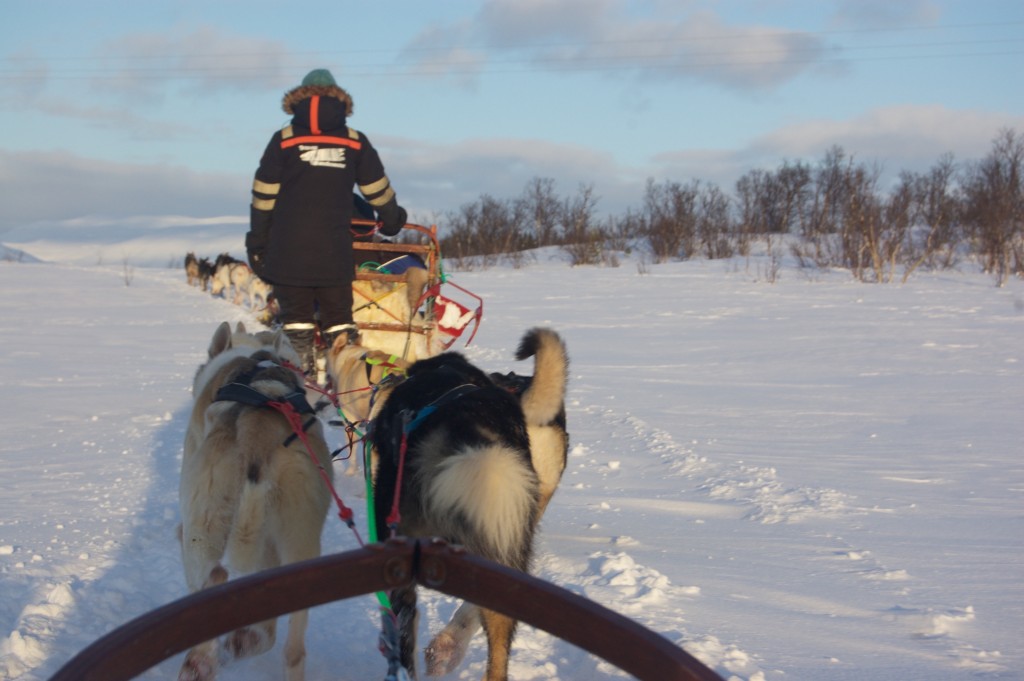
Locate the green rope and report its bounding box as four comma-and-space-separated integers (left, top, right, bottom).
362, 439, 393, 610
332, 403, 393, 610
358, 261, 398, 275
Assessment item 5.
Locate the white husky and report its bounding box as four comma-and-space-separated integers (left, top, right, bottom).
178, 321, 331, 681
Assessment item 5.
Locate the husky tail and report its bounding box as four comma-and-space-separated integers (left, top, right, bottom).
514, 328, 569, 516
425, 443, 538, 570
515, 328, 569, 428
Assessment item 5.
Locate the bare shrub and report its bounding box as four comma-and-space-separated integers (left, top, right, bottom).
735, 160, 811, 238
605, 210, 639, 254
901, 155, 963, 282
759, 233, 783, 283
640, 178, 698, 262
518, 177, 562, 248
560, 184, 604, 266
431, 130, 1023, 285
439, 194, 530, 269
961, 128, 1024, 286
696, 183, 734, 259
122, 258, 135, 287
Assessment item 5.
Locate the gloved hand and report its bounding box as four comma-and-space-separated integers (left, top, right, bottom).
245, 226, 269, 278
380, 205, 408, 237
247, 250, 267, 278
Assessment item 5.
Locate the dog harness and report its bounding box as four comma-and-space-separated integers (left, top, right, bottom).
363, 352, 406, 381
400, 383, 482, 435
369, 368, 487, 481
214, 360, 317, 446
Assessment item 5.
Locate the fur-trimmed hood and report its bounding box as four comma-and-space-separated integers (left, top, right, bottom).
282, 84, 354, 117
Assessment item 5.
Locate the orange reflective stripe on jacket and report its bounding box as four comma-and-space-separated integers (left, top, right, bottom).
280, 135, 363, 150
310, 95, 321, 134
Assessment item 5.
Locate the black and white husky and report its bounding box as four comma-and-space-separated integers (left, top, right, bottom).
369, 327, 569, 681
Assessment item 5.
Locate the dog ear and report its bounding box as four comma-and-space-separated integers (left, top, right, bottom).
209, 321, 233, 358
272, 331, 301, 368
329, 332, 351, 357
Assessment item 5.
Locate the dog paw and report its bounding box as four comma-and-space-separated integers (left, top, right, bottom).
222, 625, 272, 660
178, 649, 217, 681
424, 630, 469, 676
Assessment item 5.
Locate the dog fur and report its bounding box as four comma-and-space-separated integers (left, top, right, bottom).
210, 258, 253, 306
185, 252, 200, 287
422, 328, 570, 676
245, 274, 273, 312
368, 327, 569, 680
325, 335, 411, 475
178, 321, 331, 681
198, 257, 215, 292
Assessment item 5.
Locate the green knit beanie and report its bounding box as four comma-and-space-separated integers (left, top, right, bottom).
301, 69, 337, 87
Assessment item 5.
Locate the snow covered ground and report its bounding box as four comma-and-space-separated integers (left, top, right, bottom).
1, 230, 1022, 680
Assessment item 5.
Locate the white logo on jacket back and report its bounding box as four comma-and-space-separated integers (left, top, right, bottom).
298, 145, 347, 168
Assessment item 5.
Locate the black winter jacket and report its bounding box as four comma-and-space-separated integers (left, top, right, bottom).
246, 85, 405, 287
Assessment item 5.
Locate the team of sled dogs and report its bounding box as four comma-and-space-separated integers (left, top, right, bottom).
184, 251, 436, 360
180, 320, 569, 681
185, 252, 274, 316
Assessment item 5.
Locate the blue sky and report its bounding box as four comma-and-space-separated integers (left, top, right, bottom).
2, 0, 1022, 233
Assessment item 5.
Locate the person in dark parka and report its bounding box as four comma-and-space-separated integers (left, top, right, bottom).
246, 68, 407, 375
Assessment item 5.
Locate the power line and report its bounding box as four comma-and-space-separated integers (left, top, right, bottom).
1, 22, 1021, 81
8, 18, 1024, 61
1, 50, 1020, 81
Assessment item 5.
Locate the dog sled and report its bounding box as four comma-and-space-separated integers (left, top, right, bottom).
49, 538, 724, 681
346, 219, 482, 362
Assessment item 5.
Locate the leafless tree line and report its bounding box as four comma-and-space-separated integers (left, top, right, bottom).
439, 129, 1023, 285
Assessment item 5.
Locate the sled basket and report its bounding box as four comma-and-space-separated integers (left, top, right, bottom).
350, 220, 482, 360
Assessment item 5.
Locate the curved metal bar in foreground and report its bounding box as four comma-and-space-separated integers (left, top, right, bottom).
49, 538, 723, 681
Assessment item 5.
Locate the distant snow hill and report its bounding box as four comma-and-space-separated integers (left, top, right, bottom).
1, 243, 42, 263
1, 216, 249, 268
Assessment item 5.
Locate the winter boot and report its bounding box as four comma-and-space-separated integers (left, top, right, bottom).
323, 322, 360, 350
281, 322, 317, 377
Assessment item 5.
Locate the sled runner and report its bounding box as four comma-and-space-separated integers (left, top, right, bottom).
347, 219, 482, 363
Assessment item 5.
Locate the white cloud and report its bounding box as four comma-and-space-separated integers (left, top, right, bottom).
0, 150, 246, 233
477, 0, 615, 44
750, 104, 1024, 167
380, 134, 646, 216
399, 1, 832, 90
91, 26, 298, 98
648, 105, 1024, 191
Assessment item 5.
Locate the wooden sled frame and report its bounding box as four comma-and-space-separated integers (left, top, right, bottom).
49, 538, 723, 681
350, 220, 482, 359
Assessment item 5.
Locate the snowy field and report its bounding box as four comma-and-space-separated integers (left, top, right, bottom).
1, 230, 1022, 681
